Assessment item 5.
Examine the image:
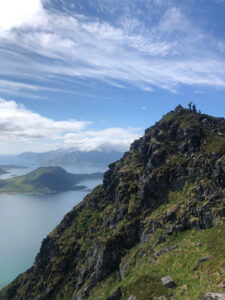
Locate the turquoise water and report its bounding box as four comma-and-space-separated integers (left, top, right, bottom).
0, 169, 103, 289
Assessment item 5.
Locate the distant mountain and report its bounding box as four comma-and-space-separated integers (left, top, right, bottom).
17, 149, 123, 167
0, 166, 103, 194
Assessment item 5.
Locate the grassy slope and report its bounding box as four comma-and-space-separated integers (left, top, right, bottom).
88, 187, 225, 300
69, 110, 225, 299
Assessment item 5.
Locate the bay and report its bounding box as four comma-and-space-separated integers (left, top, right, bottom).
0, 163, 105, 289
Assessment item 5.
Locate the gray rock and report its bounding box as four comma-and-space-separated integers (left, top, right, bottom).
168, 244, 178, 251
194, 256, 211, 271
156, 235, 166, 245
166, 210, 176, 222
220, 282, 225, 289
160, 276, 176, 288
155, 248, 167, 257
201, 293, 225, 300
106, 287, 122, 300
127, 296, 136, 300
140, 230, 150, 244
120, 263, 128, 280
166, 224, 179, 235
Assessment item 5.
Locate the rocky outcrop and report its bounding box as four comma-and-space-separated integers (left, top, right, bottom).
160, 276, 176, 288
201, 293, 225, 300
106, 287, 122, 300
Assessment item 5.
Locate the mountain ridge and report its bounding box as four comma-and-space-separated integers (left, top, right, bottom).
1, 105, 225, 300
17, 150, 123, 167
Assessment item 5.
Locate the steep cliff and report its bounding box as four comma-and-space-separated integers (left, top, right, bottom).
1, 106, 225, 300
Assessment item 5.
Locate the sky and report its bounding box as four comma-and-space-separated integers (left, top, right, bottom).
0, 0, 225, 154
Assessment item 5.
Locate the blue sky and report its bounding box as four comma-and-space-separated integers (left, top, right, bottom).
0, 0, 225, 154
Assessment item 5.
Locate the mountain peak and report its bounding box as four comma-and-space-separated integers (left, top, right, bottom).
1, 108, 225, 300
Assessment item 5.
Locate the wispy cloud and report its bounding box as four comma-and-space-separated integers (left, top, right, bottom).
0, 0, 225, 97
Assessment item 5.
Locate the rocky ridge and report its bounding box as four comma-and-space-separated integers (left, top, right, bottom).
1, 105, 225, 299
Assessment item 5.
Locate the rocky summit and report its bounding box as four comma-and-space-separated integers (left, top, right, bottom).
1, 105, 225, 300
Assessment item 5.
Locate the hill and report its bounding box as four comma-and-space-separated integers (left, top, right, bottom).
0, 167, 103, 194
17, 150, 123, 167
1, 105, 225, 299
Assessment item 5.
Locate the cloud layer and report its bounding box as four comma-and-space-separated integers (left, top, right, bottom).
0, 0, 225, 96
0, 0, 45, 31
0, 98, 140, 153
64, 128, 140, 152
0, 98, 89, 140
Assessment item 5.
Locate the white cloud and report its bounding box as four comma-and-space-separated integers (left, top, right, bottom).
0, 98, 141, 153
64, 128, 141, 152
0, 98, 90, 141
0, 0, 45, 31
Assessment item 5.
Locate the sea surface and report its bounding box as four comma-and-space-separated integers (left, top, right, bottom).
0, 158, 106, 289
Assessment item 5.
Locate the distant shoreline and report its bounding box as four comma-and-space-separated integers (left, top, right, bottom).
0, 165, 28, 170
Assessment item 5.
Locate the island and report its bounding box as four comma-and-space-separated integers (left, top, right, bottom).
0, 166, 103, 194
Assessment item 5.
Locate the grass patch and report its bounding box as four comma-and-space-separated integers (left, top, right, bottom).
204, 134, 225, 154
88, 224, 225, 300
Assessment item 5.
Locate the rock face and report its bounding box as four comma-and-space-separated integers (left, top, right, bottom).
106, 287, 122, 300
201, 293, 225, 300
1, 106, 225, 300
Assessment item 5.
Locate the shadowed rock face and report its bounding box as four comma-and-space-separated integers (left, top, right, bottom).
1, 106, 225, 300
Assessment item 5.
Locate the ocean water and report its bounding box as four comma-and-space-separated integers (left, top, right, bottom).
0, 163, 106, 289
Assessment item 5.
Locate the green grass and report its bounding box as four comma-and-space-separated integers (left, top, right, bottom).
88, 224, 225, 300
205, 134, 225, 154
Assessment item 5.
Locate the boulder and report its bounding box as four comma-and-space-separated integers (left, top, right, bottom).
201, 293, 225, 300
107, 287, 122, 300
160, 276, 176, 288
